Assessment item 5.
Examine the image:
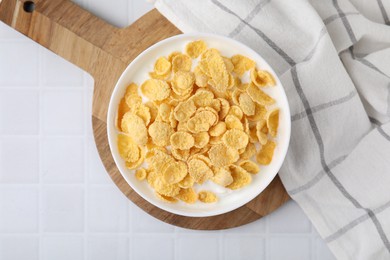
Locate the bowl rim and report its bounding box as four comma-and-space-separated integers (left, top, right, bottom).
107, 33, 291, 217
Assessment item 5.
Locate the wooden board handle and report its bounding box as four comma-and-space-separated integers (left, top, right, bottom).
0, 0, 118, 76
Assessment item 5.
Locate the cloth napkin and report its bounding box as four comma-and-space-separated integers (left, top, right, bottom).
155, 0, 390, 258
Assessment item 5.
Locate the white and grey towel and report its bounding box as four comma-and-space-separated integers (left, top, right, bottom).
155, 0, 390, 258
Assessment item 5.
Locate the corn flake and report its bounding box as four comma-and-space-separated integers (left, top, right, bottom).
168, 51, 181, 62
193, 131, 210, 148
141, 79, 171, 101
135, 168, 147, 180
125, 146, 145, 169
248, 103, 267, 122
185, 40, 207, 58
239, 92, 255, 116
117, 134, 139, 162
176, 188, 197, 204
145, 101, 158, 124
227, 165, 252, 190
240, 142, 257, 160
256, 119, 268, 145
225, 115, 244, 131
231, 54, 255, 76
251, 68, 276, 87
154, 57, 171, 76
163, 161, 188, 184
170, 131, 195, 150
222, 129, 249, 150
148, 121, 174, 147
187, 110, 217, 133
157, 103, 172, 122
256, 140, 276, 165
191, 89, 214, 107
171, 148, 190, 162
267, 108, 279, 137
246, 83, 275, 106
121, 113, 148, 145
208, 143, 239, 167
156, 192, 178, 203
203, 49, 229, 92
239, 160, 260, 174
178, 175, 195, 189
116, 98, 130, 131
154, 176, 181, 197
209, 121, 227, 137
198, 191, 218, 203
218, 98, 230, 119
136, 104, 151, 126
173, 99, 196, 122
212, 167, 233, 187
194, 66, 209, 87
172, 53, 192, 72
188, 158, 213, 184
228, 105, 244, 120
173, 71, 194, 91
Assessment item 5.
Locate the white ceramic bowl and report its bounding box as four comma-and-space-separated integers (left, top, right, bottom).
107, 33, 291, 217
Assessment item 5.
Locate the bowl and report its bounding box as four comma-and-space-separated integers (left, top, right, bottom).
107, 33, 291, 217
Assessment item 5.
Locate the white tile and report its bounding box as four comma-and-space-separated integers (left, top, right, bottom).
87, 137, 111, 184
226, 218, 266, 233
0, 21, 27, 40
42, 137, 84, 183
0, 236, 39, 260
269, 237, 312, 260
42, 186, 84, 232
223, 235, 265, 260
87, 235, 128, 260
132, 236, 174, 260
0, 137, 39, 183
316, 238, 336, 260
85, 0, 129, 27
268, 201, 312, 233
87, 186, 128, 232
42, 235, 83, 260
42, 90, 84, 135
177, 236, 219, 260
85, 72, 95, 89
0, 187, 38, 232
42, 48, 84, 87
132, 1, 154, 21
0, 89, 39, 134
86, 87, 94, 135
175, 226, 221, 234
0, 42, 39, 86
130, 203, 174, 233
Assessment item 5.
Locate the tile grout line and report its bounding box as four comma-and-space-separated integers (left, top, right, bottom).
38, 44, 44, 260
83, 70, 89, 260
219, 230, 223, 260
0, 86, 85, 90
127, 0, 133, 27
128, 0, 134, 26
173, 227, 178, 260
265, 216, 269, 260
128, 204, 133, 260
80, 0, 91, 253
311, 222, 318, 260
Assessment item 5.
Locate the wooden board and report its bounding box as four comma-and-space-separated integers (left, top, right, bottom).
0, 0, 290, 230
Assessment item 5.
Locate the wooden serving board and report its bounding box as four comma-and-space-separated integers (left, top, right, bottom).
0, 0, 290, 230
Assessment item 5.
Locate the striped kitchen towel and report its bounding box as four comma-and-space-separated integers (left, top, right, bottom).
155, 0, 390, 258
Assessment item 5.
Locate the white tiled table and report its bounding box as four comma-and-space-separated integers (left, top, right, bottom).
0, 1, 336, 259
